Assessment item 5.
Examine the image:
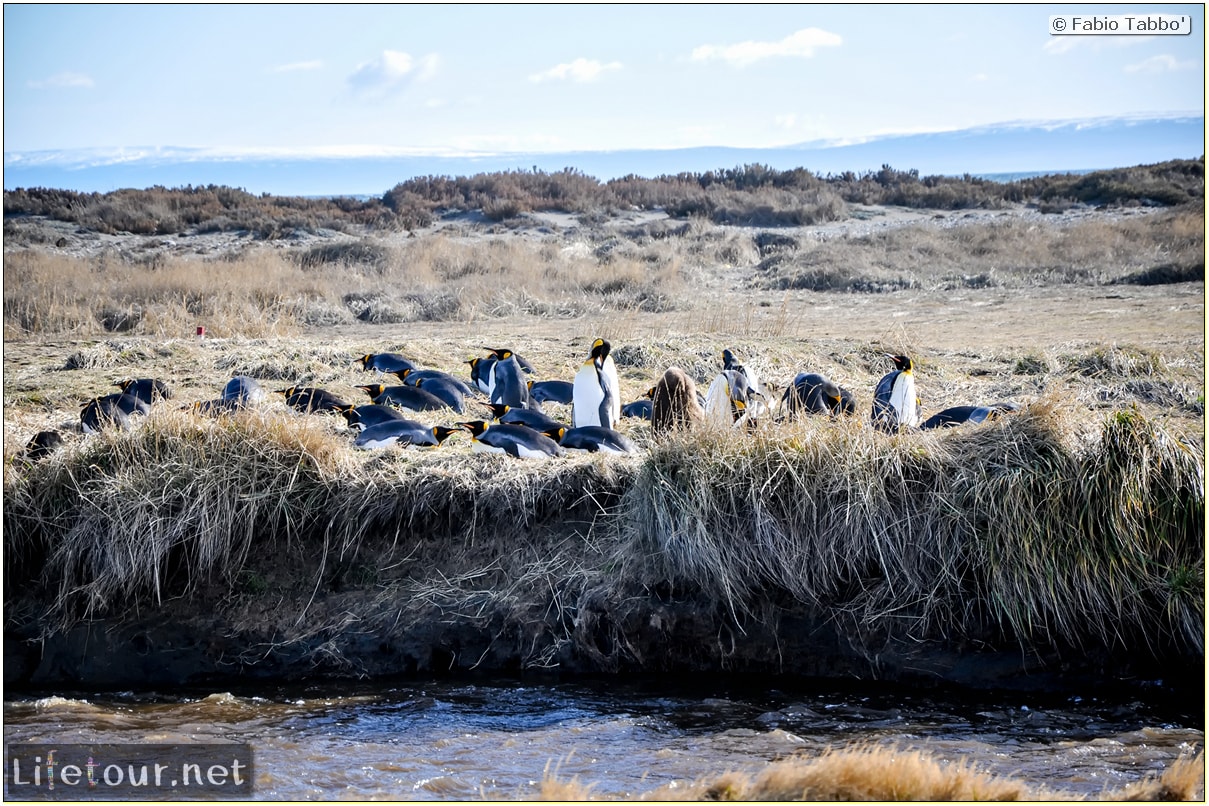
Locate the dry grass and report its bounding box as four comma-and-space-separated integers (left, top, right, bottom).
5, 198, 1203, 340
756, 206, 1205, 292
2, 228, 693, 338
615, 399, 1203, 653
536, 744, 1206, 801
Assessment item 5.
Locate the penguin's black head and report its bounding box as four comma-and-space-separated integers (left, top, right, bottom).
356, 384, 383, 397
431, 425, 460, 444
886, 354, 913, 372
456, 420, 489, 437
590, 338, 611, 360
542, 425, 567, 443
275, 387, 296, 397
357, 354, 373, 369
722, 348, 739, 369
486, 403, 509, 419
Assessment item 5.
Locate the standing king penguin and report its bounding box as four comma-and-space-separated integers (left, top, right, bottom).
485, 349, 532, 410
871, 354, 920, 432
573, 338, 621, 429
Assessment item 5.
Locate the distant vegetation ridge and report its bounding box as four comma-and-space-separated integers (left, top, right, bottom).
3, 158, 1202, 237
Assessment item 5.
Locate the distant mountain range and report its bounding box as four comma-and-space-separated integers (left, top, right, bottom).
3, 115, 1202, 198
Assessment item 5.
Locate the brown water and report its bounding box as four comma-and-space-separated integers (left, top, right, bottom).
4, 677, 1202, 800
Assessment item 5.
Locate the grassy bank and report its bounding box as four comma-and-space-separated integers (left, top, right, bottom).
4, 383, 1202, 683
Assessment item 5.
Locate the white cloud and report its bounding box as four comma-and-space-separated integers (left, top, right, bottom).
347, 50, 438, 96
529, 58, 622, 83
1124, 54, 1198, 74
28, 71, 94, 89
970, 72, 989, 82
691, 27, 842, 67
272, 60, 324, 73
1044, 35, 1155, 55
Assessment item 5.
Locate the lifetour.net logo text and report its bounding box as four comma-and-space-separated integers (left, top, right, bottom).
6, 744, 254, 800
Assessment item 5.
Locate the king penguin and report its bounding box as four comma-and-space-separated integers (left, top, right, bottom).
81, 393, 146, 433
354, 420, 460, 449
457, 420, 563, 459
355, 383, 449, 413
339, 403, 408, 431
543, 425, 637, 454
487, 402, 565, 433
278, 386, 351, 414
573, 338, 621, 429
722, 348, 763, 401
485, 349, 531, 410
920, 401, 1021, 430
705, 369, 754, 426
871, 354, 920, 432
781, 372, 855, 419
357, 353, 417, 374
116, 378, 173, 405
222, 376, 266, 406
467, 356, 497, 396
528, 379, 575, 407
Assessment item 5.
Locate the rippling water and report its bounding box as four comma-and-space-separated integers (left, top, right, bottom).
4, 677, 1203, 800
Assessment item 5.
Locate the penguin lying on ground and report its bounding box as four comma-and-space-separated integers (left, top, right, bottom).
621, 399, 652, 420
528, 380, 575, 407
357, 352, 417, 374
339, 403, 409, 431
116, 378, 173, 405
487, 403, 565, 432
278, 386, 351, 414
17, 430, 64, 461
353, 420, 459, 449
543, 425, 637, 454
414, 377, 468, 414
920, 402, 1021, 430
396, 368, 476, 398
781, 372, 857, 418
222, 376, 266, 406
81, 393, 147, 433
355, 383, 448, 413
456, 420, 563, 459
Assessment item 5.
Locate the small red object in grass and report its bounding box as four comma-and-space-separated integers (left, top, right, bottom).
196, 326, 206, 337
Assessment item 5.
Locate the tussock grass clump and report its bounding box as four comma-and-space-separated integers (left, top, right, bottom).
538, 745, 1206, 801
3, 407, 639, 636
618, 401, 1203, 652
4, 408, 357, 625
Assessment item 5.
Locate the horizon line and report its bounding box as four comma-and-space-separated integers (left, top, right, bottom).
5, 112, 1203, 169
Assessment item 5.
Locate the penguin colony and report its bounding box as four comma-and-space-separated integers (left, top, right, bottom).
28, 341, 1021, 463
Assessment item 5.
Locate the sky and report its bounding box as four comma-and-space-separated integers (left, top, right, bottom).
2, 3, 1205, 160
